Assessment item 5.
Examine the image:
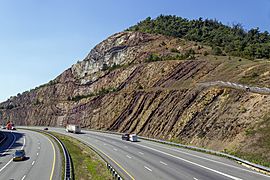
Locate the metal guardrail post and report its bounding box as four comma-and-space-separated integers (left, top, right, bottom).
41, 131, 73, 180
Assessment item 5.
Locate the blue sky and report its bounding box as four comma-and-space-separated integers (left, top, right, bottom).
0, 0, 270, 102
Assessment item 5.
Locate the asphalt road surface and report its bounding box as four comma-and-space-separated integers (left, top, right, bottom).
0, 129, 61, 180
22, 126, 270, 180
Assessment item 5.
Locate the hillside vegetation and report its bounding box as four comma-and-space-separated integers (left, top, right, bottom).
1, 17, 270, 168
128, 15, 270, 60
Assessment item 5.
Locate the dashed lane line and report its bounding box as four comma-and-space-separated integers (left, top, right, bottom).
160, 161, 168, 166
21, 175, 26, 180
135, 143, 242, 180
144, 166, 152, 172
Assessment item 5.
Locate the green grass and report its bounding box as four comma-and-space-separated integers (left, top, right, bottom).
52, 133, 112, 180
232, 113, 270, 168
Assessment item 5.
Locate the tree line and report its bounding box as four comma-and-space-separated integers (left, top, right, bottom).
128, 15, 270, 60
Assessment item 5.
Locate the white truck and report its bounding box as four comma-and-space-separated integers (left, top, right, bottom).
129, 134, 138, 142
66, 124, 81, 133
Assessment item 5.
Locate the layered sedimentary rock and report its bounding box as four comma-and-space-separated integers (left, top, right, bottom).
1, 31, 270, 162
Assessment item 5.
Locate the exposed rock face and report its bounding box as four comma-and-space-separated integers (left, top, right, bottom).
1, 31, 270, 162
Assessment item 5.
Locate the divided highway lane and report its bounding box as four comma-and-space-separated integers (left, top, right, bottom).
25, 127, 270, 180
0, 129, 61, 180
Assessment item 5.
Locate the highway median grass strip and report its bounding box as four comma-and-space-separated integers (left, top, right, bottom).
51, 132, 112, 180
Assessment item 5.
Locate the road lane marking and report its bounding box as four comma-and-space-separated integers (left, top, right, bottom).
160, 161, 167, 166
135, 143, 242, 180
70, 136, 135, 180
21, 175, 26, 180
0, 159, 13, 173
193, 178, 199, 180
103, 143, 106, 145
0, 132, 16, 156
124, 146, 128, 148
37, 152, 39, 156
139, 152, 144, 155
113, 148, 118, 151
144, 166, 152, 172
38, 146, 40, 149
47, 136, 56, 180
126, 155, 132, 159
21, 136, 26, 150
0, 132, 16, 173
145, 142, 270, 178
32, 161, 35, 165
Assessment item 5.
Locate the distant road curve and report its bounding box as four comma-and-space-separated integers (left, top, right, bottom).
199, 81, 270, 95
0, 129, 61, 180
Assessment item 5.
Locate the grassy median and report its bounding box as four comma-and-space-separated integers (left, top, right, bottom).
51, 132, 112, 180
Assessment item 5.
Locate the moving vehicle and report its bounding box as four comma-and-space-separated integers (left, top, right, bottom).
13, 150, 26, 161
44, 127, 48, 130
121, 133, 138, 142
122, 133, 129, 140
66, 124, 81, 133
129, 134, 138, 142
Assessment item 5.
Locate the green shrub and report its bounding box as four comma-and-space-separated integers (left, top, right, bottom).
128, 15, 270, 60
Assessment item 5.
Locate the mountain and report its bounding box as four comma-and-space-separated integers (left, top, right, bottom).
1, 16, 270, 167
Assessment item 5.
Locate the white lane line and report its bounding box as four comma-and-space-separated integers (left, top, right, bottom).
144, 166, 152, 172
0, 159, 13, 172
135, 143, 242, 180
0, 132, 16, 173
21, 136, 26, 150
103, 143, 106, 145
139, 152, 144, 155
113, 148, 118, 151
32, 161, 35, 165
124, 146, 128, 148
126, 155, 132, 159
0, 132, 16, 156
193, 178, 199, 180
147, 142, 270, 178
160, 161, 168, 166
38, 146, 40, 149
37, 152, 39, 156
21, 175, 26, 180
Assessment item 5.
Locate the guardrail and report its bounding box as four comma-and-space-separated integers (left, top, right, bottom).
138, 136, 270, 174
88, 129, 270, 174
106, 163, 122, 180
19, 128, 74, 179
199, 81, 270, 95
71, 135, 127, 180
40, 131, 73, 180
19, 127, 126, 180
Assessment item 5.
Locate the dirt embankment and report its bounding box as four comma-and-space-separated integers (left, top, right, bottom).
1, 31, 270, 166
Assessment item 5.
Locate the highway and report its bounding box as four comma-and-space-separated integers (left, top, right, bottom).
0, 129, 61, 180
25, 126, 270, 180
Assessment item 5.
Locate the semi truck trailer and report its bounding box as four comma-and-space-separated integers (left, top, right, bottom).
66, 124, 81, 133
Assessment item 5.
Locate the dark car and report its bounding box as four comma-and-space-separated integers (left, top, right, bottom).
13, 150, 26, 161
122, 133, 130, 141
11, 127, 16, 130
44, 127, 48, 130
